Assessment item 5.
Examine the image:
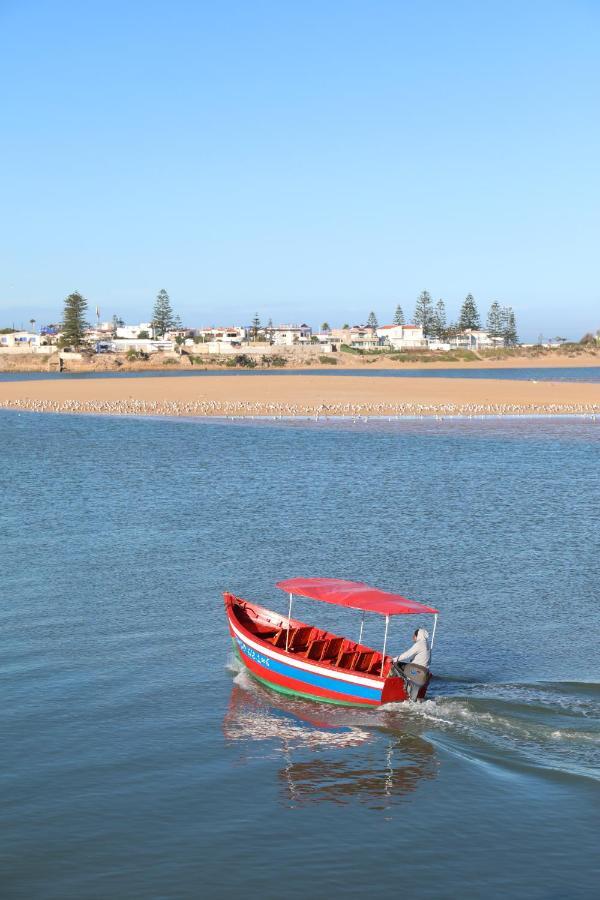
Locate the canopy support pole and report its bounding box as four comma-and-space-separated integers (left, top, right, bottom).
381, 615, 390, 677
358, 611, 365, 644
285, 593, 293, 651
431, 613, 438, 648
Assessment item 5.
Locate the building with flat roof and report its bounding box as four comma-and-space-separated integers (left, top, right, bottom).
377, 324, 426, 350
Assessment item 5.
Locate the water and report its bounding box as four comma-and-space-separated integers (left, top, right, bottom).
1, 412, 599, 899
1, 365, 600, 383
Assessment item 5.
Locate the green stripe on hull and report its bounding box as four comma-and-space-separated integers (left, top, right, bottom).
231, 638, 376, 708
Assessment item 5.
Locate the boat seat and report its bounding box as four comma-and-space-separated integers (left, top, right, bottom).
322, 637, 344, 661
355, 651, 377, 672
274, 628, 294, 649
265, 629, 282, 645
336, 650, 359, 671
305, 638, 328, 661
288, 626, 315, 652
333, 639, 356, 662
367, 653, 383, 674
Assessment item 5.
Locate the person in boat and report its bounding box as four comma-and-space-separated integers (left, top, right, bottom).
393, 628, 431, 700
394, 628, 431, 670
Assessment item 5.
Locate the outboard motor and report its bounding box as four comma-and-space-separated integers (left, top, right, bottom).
392, 661, 430, 701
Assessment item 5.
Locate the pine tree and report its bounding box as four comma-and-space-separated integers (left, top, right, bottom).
251, 313, 261, 340
458, 294, 481, 331
367, 311, 378, 329
61, 292, 89, 347
414, 291, 434, 336
501, 307, 518, 346
486, 301, 503, 337
432, 299, 447, 340
393, 305, 405, 325
152, 289, 176, 336
446, 321, 460, 340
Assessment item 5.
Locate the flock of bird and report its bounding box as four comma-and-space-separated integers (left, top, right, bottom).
1, 397, 599, 419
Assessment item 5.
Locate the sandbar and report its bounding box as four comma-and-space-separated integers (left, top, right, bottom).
1, 374, 599, 417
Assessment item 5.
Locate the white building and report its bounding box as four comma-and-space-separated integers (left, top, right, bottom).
193, 326, 246, 345
328, 326, 381, 350
0, 331, 52, 352
116, 323, 154, 339
313, 332, 334, 344
165, 327, 191, 341
1, 330, 39, 347
376, 324, 426, 350
85, 323, 115, 341
448, 329, 504, 350
269, 324, 312, 345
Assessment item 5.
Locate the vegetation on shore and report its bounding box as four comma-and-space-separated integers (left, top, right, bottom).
60, 292, 89, 348
411, 292, 519, 345
2, 343, 599, 377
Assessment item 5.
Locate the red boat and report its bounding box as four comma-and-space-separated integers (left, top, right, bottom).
225, 577, 439, 707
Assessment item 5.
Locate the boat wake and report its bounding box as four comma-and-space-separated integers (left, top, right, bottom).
378, 678, 600, 783
226, 660, 600, 784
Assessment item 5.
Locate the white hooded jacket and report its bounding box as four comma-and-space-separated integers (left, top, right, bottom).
395, 628, 431, 668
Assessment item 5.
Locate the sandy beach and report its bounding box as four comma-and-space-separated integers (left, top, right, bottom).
1, 374, 599, 417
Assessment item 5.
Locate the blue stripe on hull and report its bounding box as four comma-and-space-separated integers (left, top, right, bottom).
234, 634, 382, 701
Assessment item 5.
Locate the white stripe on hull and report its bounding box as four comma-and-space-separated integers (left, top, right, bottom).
229, 617, 385, 691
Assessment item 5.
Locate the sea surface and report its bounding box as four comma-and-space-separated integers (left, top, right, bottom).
1, 365, 600, 382
1, 412, 599, 899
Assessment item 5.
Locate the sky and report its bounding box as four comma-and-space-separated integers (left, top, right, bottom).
0, 0, 598, 340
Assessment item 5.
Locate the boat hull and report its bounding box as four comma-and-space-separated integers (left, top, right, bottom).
225, 593, 416, 707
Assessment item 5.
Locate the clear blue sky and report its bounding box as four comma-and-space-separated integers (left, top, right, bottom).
1, 0, 598, 340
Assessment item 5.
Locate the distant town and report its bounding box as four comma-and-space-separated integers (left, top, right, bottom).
1, 289, 599, 362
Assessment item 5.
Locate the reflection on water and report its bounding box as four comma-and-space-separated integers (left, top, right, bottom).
223, 676, 438, 808
225, 662, 600, 802
278, 737, 437, 807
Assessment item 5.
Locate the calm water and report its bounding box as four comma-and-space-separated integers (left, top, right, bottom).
1, 365, 600, 382
1, 412, 599, 899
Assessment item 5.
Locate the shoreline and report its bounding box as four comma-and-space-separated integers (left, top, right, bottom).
1, 373, 599, 419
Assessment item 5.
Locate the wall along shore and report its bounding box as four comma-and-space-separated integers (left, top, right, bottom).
1, 349, 600, 375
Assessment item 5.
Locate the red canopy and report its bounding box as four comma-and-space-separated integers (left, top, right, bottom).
276, 577, 438, 616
